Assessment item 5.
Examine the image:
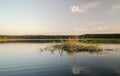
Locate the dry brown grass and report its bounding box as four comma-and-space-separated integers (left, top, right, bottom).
39, 37, 102, 56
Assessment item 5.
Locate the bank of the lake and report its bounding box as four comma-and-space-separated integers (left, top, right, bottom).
0, 39, 120, 43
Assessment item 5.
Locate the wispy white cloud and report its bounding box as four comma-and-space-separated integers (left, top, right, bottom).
74, 24, 120, 34
107, 4, 120, 14
71, 1, 103, 13
113, 4, 120, 9
71, 5, 84, 13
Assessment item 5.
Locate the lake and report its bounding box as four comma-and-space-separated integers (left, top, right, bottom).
0, 43, 120, 76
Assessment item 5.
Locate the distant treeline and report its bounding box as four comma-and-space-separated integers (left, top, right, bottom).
80, 34, 120, 39
0, 34, 120, 39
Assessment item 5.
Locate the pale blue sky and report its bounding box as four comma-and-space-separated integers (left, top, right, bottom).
0, 0, 120, 35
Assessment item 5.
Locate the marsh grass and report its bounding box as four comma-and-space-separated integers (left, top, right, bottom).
0, 39, 9, 42
39, 36, 102, 55
54, 37, 102, 53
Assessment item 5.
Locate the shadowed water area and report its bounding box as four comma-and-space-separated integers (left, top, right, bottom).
0, 43, 120, 76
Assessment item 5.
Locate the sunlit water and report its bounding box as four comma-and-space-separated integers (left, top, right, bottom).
0, 43, 120, 76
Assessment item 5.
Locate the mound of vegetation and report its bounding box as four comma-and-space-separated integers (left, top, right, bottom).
39, 37, 102, 55
54, 37, 102, 53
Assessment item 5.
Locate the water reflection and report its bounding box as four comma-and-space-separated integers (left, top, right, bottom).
0, 43, 120, 76
39, 45, 103, 56
38, 44, 120, 76
39, 43, 120, 56
72, 66, 81, 74
72, 66, 91, 75
71, 64, 120, 76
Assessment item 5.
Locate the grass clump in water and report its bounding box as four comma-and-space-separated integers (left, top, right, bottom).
54, 37, 102, 53
39, 36, 102, 55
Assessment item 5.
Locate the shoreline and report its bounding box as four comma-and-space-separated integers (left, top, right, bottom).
0, 39, 120, 43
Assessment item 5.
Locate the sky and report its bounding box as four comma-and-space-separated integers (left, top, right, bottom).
0, 0, 120, 35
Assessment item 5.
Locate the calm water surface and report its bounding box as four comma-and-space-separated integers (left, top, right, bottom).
0, 43, 120, 76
